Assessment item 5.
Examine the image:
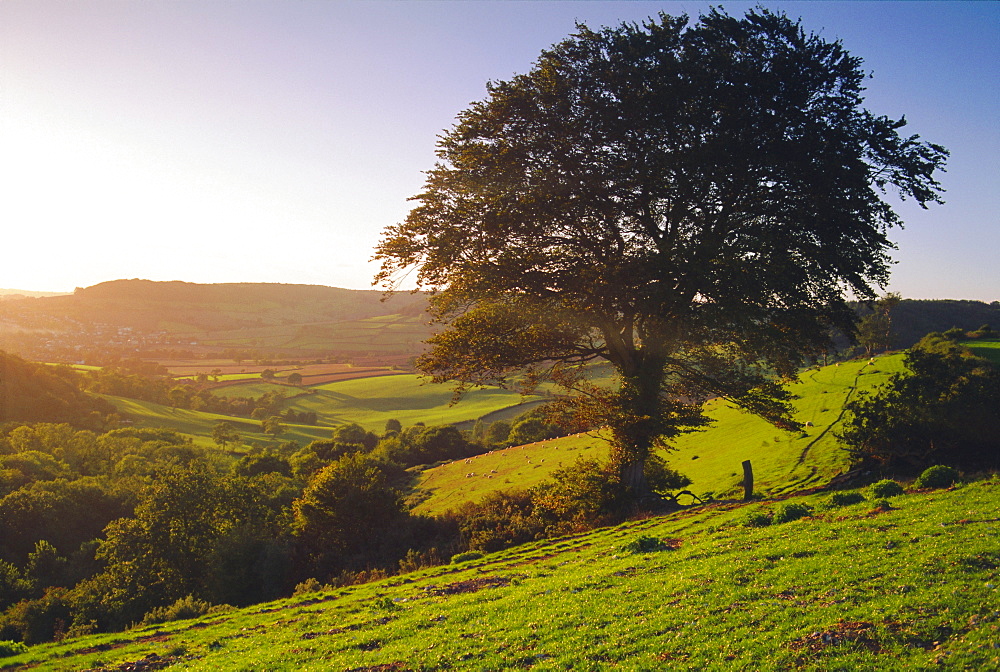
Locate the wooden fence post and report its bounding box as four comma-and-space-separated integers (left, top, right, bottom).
742, 460, 753, 501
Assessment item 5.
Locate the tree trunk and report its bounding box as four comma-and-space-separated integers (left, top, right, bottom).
609, 353, 667, 501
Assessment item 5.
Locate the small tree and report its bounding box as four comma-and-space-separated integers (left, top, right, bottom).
856, 292, 902, 356
292, 454, 405, 569
261, 416, 285, 438
212, 421, 241, 450
287, 372, 303, 386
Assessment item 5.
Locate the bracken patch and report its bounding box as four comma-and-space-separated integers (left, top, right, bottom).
789, 620, 883, 653
425, 576, 511, 596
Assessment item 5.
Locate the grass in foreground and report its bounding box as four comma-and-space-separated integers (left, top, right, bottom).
5, 477, 998, 671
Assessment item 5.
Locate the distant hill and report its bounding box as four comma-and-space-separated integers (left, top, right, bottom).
0, 288, 69, 300
889, 299, 1000, 348
4, 279, 428, 331
0, 280, 433, 363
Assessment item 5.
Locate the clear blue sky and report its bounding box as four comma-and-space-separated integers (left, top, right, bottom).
1, 1, 997, 300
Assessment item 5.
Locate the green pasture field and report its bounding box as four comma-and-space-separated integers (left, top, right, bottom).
279, 375, 546, 431
967, 338, 1000, 365
99, 396, 329, 449
412, 355, 907, 515
8, 476, 999, 671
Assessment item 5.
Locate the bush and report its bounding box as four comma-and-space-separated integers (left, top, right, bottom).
871, 498, 894, 511
914, 465, 960, 489
450, 551, 484, 564
0, 640, 28, 658
293, 578, 332, 596
869, 479, 905, 498
743, 511, 773, 528
825, 491, 866, 508
772, 502, 812, 524
140, 595, 225, 626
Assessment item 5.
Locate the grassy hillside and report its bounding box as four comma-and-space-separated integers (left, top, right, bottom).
6, 476, 998, 671
412, 355, 907, 515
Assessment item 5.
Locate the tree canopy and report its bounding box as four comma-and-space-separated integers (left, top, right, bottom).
375, 8, 947, 498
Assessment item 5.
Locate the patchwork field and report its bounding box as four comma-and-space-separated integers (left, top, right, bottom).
411, 355, 907, 515
6, 476, 997, 671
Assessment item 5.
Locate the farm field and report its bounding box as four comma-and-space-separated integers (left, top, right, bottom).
6, 476, 998, 671
411, 355, 907, 515
98, 396, 330, 449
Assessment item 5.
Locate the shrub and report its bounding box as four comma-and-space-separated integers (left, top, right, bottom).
293, 578, 331, 596
140, 595, 224, 626
914, 465, 960, 489
743, 511, 773, 528
772, 502, 812, 524
0, 640, 28, 658
825, 491, 866, 508
450, 551, 484, 564
869, 479, 905, 498
871, 498, 894, 511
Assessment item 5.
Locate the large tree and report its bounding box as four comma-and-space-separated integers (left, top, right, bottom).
375, 9, 947, 499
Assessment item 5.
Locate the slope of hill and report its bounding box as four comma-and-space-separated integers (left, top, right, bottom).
411, 354, 907, 515
5, 476, 997, 670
